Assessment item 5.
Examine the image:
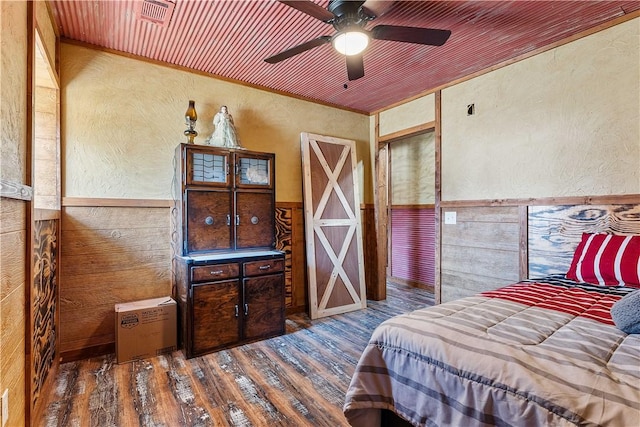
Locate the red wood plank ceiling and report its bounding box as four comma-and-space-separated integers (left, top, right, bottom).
50, 0, 639, 113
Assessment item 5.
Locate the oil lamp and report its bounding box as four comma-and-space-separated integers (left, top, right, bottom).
184, 100, 198, 144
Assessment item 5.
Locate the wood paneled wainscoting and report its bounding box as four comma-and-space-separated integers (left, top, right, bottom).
440, 205, 522, 303
360, 204, 380, 300
59, 198, 321, 361
60, 198, 174, 361
438, 194, 640, 304
0, 195, 29, 425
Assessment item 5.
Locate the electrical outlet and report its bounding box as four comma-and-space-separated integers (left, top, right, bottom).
444, 211, 457, 225
1, 388, 8, 427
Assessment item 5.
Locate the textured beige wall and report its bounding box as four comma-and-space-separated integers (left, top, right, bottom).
441, 18, 640, 201
61, 44, 371, 203
1, 2, 28, 183
379, 93, 435, 137
390, 131, 435, 205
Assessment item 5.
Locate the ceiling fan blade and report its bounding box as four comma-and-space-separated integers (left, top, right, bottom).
264, 36, 332, 64
346, 54, 364, 81
279, 0, 335, 22
372, 25, 452, 46
360, 0, 394, 19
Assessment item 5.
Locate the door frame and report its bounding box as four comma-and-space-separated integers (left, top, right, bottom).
373, 91, 443, 302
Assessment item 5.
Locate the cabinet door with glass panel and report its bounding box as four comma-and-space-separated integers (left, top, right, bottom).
186, 147, 231, 188
234, 152, 274, 189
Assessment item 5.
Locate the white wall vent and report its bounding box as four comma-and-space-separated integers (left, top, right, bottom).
136, 0, 175, 27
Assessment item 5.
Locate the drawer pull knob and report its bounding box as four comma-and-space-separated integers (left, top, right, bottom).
205, 216, 214, 225
210, 270, 223, 275
258, 264, 271, 270
251, 216, 259, 224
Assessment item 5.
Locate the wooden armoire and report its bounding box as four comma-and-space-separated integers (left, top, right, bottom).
173, 143, 285, 358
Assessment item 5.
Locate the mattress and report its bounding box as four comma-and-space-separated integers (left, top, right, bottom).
343, 277, 640, 426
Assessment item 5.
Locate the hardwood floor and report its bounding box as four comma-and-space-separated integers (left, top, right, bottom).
38, 282, 434, 427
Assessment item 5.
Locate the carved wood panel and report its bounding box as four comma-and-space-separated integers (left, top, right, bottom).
275, 207, 293, 307
528, 204, 640, 278
32, 218, 58, 407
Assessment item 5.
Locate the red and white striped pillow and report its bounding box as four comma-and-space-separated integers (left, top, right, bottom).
566, 233, 640, 287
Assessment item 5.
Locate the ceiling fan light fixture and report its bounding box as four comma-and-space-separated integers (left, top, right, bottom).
332, 30, 369, 56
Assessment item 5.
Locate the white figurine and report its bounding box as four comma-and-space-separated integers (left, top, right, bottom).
205, 105, 241, 148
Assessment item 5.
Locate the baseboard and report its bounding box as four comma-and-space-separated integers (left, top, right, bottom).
60, 343, 115, 363
388, 277, 435, 294
286, 305, 307, 316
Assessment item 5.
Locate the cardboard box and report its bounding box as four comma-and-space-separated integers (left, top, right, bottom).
115, 297, 177, 364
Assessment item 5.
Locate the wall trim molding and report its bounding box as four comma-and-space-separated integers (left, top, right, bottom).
62, 197, 173, 208
379, 122, 435, 144
440, 194, 640, 208
276, 201, 303, 209
34, 208, 60, 221
391, 204, 436, 209
61, 198, 312, 209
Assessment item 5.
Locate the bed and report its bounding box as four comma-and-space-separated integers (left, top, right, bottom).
344, 206, 640, 427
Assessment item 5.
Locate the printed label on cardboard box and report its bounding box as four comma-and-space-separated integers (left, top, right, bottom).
140, 308, 171, 324
120, 313, 139, 329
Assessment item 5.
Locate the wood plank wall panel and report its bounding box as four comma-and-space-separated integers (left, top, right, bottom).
0, 198, 27, 425
528, 204, 640, 278
390, 206, 435, 287
60, 206, 172, 360
287, 203, 307, 312
440, 206, 520, 302
361, 204, 379, 300
34, 86, 59, 210
60, 201, 309, 359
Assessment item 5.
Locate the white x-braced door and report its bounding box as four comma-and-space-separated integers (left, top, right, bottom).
301, 133, 366, 319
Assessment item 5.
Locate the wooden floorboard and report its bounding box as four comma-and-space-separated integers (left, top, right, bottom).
38, 282, 434, 427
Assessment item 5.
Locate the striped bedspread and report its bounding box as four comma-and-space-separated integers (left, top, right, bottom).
343, 277, 640, 427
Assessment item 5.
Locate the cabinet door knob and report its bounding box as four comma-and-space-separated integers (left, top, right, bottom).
251, 216, 259, 224
205, 216, 214, 225
236, 215, 240, 226
244, 303, 249, 316
234, 304, 239, 318
226, 214, 231, 226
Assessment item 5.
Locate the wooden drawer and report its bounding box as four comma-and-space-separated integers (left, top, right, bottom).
243, 258, 284, 277
191, 263, 240, 282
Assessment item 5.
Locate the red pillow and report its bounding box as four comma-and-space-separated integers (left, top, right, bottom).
566, 233, 640, 287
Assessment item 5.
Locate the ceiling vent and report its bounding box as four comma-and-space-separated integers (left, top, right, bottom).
136, 0, 175, 27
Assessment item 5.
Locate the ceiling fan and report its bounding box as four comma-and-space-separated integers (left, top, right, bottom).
264, 0, 452, 81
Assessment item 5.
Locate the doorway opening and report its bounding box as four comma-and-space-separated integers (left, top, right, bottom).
387, 130, 436, 292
